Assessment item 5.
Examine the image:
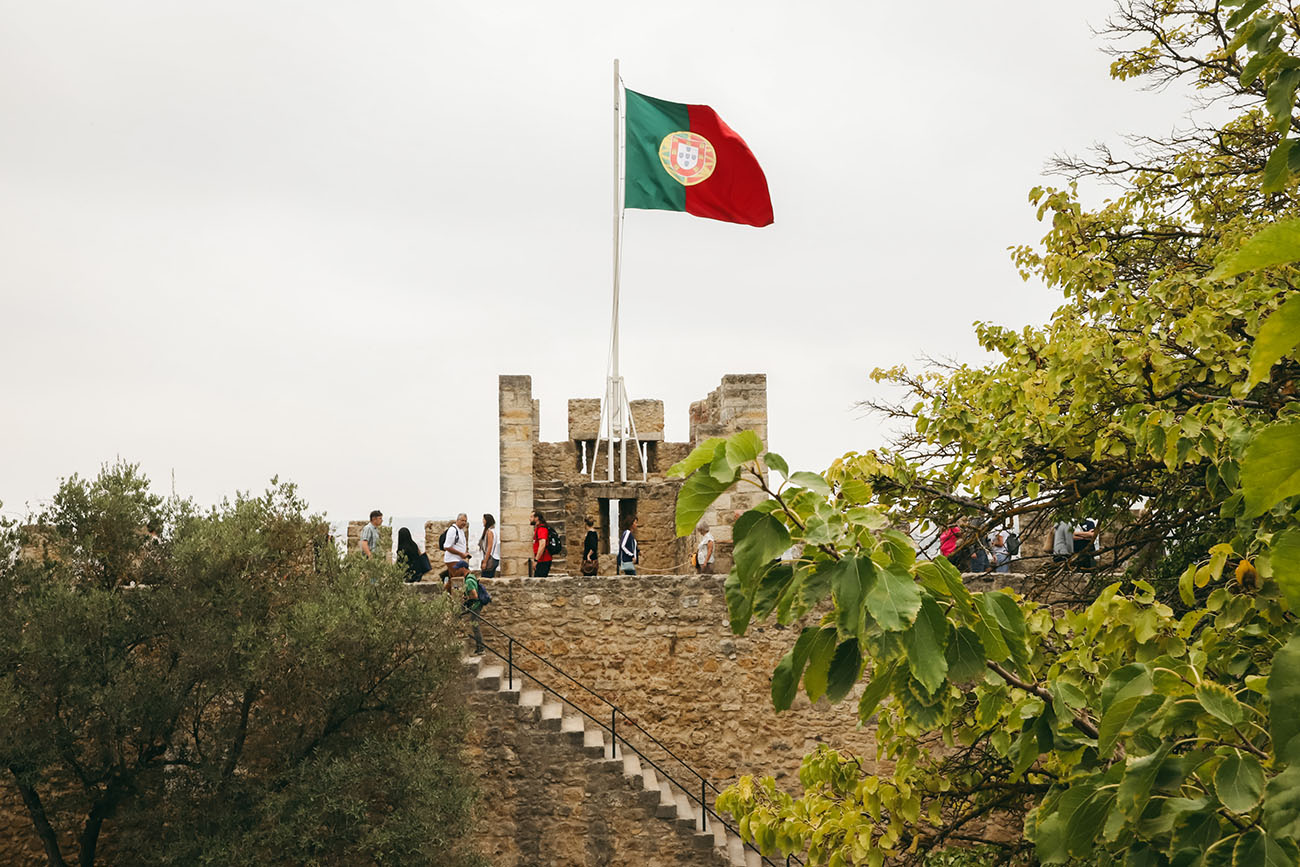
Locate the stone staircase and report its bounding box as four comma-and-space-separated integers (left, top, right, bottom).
466, 654, 768, 867
533, 480, 567, 557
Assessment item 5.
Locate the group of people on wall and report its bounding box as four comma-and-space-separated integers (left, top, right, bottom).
357, 507, 722, 582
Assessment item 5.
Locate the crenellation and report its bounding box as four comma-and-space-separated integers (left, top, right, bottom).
500, 374, 770, 578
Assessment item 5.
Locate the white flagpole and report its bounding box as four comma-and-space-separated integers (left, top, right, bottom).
609, 58, 623, 484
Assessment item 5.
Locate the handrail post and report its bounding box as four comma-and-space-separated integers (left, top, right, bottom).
701, 780, 707, 831
508, 638, 513, 690
610, 709, 617, 759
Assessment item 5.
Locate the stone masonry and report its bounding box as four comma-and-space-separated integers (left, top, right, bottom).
498, 375, 770, 579
463, 573, 878, 792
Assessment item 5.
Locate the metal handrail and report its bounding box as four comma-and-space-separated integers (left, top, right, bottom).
467, 608, 803, 867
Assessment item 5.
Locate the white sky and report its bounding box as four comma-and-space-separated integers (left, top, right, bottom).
0, 1, 1196, 525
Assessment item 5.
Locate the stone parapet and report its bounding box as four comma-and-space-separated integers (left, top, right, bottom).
469, 573, 876, 792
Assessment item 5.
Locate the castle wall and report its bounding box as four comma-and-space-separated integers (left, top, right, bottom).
467, 573, 877, 791
498, 374, 770, 578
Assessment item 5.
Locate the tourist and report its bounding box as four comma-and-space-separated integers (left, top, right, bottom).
990, 532, 1011, 573
455, 560, 486, 655
695, 521, 715, 574
1073, 519, 1098, 570
396, 527, 430, 583
442, 513, 471, 579
581, 516, 599, 576
530, 510, 553, 577
616, 515, 638, 575
1053, 520, 1073, 563
360, 510, 382, 559
478, 514, 500, 578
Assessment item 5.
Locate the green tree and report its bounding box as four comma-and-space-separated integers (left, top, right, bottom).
0, 462, 480, 867
666, 2, 1300, 863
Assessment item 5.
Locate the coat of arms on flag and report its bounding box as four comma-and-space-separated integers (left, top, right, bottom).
657, 131, 716, 186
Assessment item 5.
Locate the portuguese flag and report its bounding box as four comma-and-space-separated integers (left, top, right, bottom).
624, 89, 773, 228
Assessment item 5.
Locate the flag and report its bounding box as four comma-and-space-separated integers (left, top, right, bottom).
623, 88, 773, 228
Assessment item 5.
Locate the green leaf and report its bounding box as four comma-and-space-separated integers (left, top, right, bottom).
1233, 829, 1294, 867
799, 560, 837, 612
708, 440, 738, 483
752, 563, 794, 621
1179, 563, 1197, 606
1267, 69, 1300, 132
1117, 744, 1172, 822
1099, 664, 1154, 758
723, 568, 753, 635
857, 661, 896, 722
763, 451, 788, 477
1215, 754, 1265, 813
1265, 763, 1300, 839
1227, 0, 1269, 28
666, 436, 726, 478
902, 596, 949, 694
725, 430, 764, 468
826, 638, 863, 703
1241, 423, 1300, 517
828, 556, 875, 641
1264, 140, 1296, 193
1273, 529, 1300, 613
864, 565, 922, 631
969, 592, 1011, 663
916, 557, 975, 615
732, 513, 791, 583
788, 471, 832, 497
675, 469, 735, 536
945, 626, 986, 682
1062, 783, 1115, 858
1196, 681, 1245, 725
1269, 634, 1300, 760
1210, 217, 1300, 279
802, 627, 838, 702
771, 627, 820, 712
1249, 293, 1300, 386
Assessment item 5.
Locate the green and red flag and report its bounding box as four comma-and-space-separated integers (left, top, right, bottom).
623, 89, 773, 228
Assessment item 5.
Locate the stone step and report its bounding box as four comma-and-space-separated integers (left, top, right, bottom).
539, 700, 563, 731
476, 665, 503, 691
725, 830, 747, 866
745, 846, 762, 867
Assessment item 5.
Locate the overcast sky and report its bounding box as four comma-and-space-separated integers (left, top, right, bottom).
0, 1, 1197, 528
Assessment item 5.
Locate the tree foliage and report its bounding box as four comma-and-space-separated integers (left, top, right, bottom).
0, 462, 480, 867
668, 2, 1300, 864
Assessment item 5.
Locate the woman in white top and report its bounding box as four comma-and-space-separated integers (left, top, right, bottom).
479, 514, 501, 578
695, 521, 715, 574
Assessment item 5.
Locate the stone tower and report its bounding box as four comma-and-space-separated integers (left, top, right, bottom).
497, 374, 769, 577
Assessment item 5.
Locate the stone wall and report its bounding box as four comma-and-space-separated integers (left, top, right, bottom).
498, 374, 770, 580
469, 573, 876, 792
465, 673, 727, 866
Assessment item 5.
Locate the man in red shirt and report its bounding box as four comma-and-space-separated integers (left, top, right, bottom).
530, 510, 553, 577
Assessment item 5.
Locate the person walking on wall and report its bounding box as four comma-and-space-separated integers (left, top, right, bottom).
442, 513, 471, 580
581, 516, 599, 576
530, 510, 553, 578
454, 560, 486, 655
360, 510, 383, 559
478, 514, 500, 578
991, 532, 1011, 574
1053, 520, 1073, 563
694, 521, 715, 574
617, 515, 639, 576
396, 527, 431, 583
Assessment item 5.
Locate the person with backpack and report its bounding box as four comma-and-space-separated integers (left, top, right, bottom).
530, 510, 554, 577
439, 514, 471, 583
616, 515, 639, 576
453, 560, 488, 654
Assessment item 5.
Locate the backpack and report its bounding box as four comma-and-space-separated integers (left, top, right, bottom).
473, 577, 492, 606
546, 526, 563, 556
1006, 532, 1021, 556
438, 526, 451, 551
